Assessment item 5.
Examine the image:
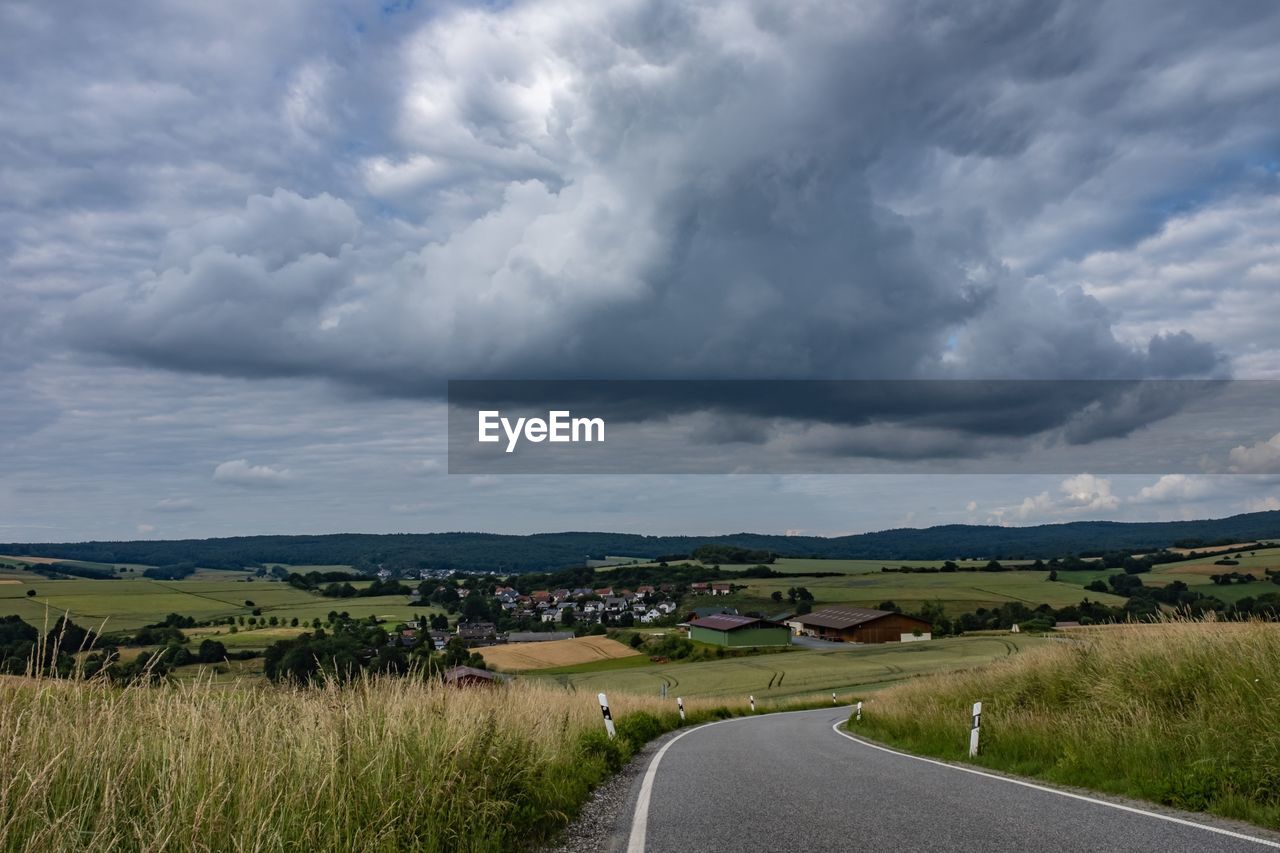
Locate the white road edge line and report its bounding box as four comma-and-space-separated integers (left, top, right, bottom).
626, 715, 755, 853
831, 720, 1280, 849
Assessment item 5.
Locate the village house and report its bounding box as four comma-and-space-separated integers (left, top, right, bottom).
711, 583, 732, 596
455, 622, 499, 646
441, 666, 502, 687
690, 582, 710, 595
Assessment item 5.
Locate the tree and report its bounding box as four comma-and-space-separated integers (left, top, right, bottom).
770, 591, 783, 603
24, 589, 34, 598
196, 639, 227, 663
1047, 569, 1059, 581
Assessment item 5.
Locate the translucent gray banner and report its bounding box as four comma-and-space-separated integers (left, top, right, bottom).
446, 379, 1280, 474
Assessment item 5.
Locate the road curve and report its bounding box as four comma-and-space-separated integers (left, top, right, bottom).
613, 707, 1280, 853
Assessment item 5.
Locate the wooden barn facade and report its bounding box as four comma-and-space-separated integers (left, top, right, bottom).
787, 607, 931, 644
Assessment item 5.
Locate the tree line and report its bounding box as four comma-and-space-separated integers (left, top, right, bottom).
3, 513, 1276, 570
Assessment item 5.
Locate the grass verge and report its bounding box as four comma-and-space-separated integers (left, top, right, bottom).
0, 672, 820, 851
849, 619, 1280, 828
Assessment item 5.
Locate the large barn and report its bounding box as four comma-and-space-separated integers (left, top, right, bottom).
786, 607, 931, 644
687, 614, 792, 647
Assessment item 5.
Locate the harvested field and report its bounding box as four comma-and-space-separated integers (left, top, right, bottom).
482, 635, 641, 672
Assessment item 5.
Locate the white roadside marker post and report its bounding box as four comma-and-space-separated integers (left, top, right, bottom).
832, 692, 837, 705
599, 692, 616, 739
677, 697, 685, 721
855, 701, 862, 722
969, 701, 982, 757
749, 695, 756, 713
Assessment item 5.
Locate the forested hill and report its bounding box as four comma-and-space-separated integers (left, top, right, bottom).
3, 511, 1279, 573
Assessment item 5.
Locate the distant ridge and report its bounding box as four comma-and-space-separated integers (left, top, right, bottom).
3, 511, 1278, 573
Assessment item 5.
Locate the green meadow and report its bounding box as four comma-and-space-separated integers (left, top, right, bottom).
0, 567, 436, 634
529, 634, 1043, 701
721, 570, 1127, 616
757, 557, 1032, 575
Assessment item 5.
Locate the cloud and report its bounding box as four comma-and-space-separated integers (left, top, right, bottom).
152, 497, 200, 513
212, 459, 295, 488
1130, 474, 1213, 504
1228, 433, 1280, 474
1048, 195, 1280, 375
55, 0, 1239, 401
1245, 495, 1280, 512
407, 459, 443, 476
136, 523, 155, 534
990, 473, 1119, 523
3, 0, 1280, 538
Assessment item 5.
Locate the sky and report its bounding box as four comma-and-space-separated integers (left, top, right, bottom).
3, 0, 1280, 541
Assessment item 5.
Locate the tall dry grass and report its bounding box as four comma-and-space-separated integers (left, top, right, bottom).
852, 618, 1280, 827
0, 673, 747, 852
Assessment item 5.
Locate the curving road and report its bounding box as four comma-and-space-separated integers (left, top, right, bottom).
607, 707, 1280, 853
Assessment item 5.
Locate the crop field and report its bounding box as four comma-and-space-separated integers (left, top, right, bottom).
1148, 545, 1280, 579
725, 571, 1127, 615
0, 574, 437, 633
530, 634, 1043, 700
620, 557, 1036, 576
186, 625, 309, 649
482, 636, 641, 672
757, 557, 1032, 575
0, 555, 132, 573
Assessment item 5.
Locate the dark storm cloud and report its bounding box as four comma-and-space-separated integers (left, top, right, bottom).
445, 379, 1280, 472
52, 0, 1269, 404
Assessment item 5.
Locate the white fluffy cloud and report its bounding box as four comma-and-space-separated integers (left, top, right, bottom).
1130, 474, 1214, 504
990, 473, 1119, 523
213, 459, 295, 489
1045, 196, 1280, 374
1228, 433, 1280, 475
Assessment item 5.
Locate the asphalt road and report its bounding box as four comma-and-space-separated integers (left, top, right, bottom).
615, 707, 1280, 853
